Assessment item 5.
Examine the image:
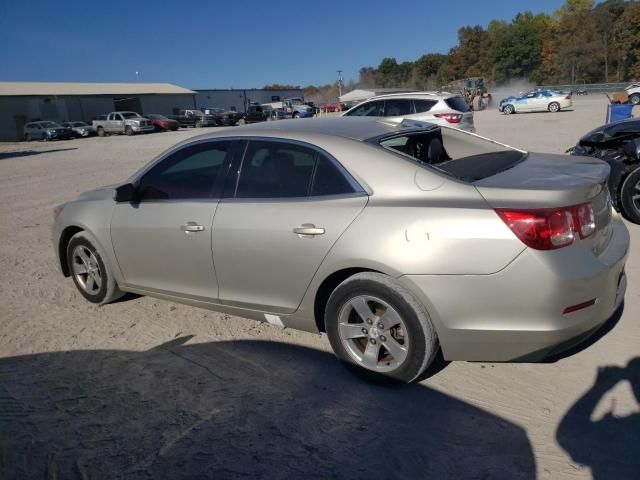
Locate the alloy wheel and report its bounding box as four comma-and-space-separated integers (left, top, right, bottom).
71, 245, 102, 295
338, 295, 409, 372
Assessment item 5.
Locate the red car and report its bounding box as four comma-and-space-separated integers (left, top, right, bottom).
320, 103, 345, 113
147, 114, 180, 131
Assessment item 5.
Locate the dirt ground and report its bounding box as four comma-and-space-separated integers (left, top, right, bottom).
0, 96, 638, 479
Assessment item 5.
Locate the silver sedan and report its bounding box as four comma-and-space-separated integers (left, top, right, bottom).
52, 118, 629, 382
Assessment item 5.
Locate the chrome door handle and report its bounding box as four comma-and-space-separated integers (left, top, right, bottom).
293, 224, 325, 236
181, 222, 205, 233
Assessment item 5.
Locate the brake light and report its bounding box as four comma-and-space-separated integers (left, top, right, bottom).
434, 113, 463, 123
565, 95, 572, 100
495, 203, 595, 250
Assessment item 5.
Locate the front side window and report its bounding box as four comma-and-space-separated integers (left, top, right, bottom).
345, 101, 383, 117
138, 141, 233, 200
383, 99, 412, 117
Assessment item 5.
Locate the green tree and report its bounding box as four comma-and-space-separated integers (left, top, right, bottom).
616, 1, 640, 79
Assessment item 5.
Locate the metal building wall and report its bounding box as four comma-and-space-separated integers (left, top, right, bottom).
139, 94, 196, 115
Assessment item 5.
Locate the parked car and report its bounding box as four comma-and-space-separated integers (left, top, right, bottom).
24, 121, 74, 141
169, 109, 216, 128
201, 108, 243, 126
53, 117, 628, 383
320, 102, 346, 113
262, 97, 314, 118
499, 90, 572, 114
244, 105, 268, 123
569, 117, 640, 224
342, 92, 475, 132
61, 121, 94, 137
625, 82, 640, 105
146, 114, 180, 132
92, 112, 155, 137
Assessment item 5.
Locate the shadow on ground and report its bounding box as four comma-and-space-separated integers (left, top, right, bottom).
0, 338, 536, 479
0, 147, 77, 160
557, 357, 640, 479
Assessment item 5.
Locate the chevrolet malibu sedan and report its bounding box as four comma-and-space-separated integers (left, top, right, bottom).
499, 90, 572, 114
53, 117, 628, 382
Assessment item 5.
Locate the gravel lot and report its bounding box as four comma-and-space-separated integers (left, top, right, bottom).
0, 96, 638, 479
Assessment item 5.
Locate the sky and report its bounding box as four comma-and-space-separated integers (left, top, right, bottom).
0, 0, 566, 89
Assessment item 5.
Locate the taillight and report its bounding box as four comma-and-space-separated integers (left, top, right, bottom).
565, 95, 572, 100
434, 113, 462, 123
496, 203, 595, 250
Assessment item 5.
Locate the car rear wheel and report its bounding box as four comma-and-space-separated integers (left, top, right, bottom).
503, 104, 515, 115
620, 168, 640, 224
630, 94, 640, 106
548, 102, 560, 113
97, 127, 106, 137
325, 272, 438, 383
67, 232, 124, 304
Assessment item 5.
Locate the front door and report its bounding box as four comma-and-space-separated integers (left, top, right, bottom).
110, 140, 238, 300
212, 139, 368, 313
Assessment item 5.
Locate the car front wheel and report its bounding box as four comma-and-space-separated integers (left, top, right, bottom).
325, 272, 438, 383
620, 168, 640, 224
503, 104, 515, 115
629, 94, 640, 105
67, 232, 124, 304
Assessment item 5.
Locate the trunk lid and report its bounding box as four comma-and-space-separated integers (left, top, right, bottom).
474, 153, 613, 255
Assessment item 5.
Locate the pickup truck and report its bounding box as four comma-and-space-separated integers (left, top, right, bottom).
92, 112, 155, 136
262, 97, 314, 119
626, 83, 640, 106
169, 109, 216, 128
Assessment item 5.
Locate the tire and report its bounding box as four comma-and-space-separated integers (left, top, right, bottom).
630, 94, 640, 106
548, 102, 560, 113
293, 112, 300, 119
503, 104, 515, 115
97, 127, 106, 137
125, 125, 134, 136
195, 120, 203, 128
325, 272, 438, 383
24, 133, 31, 141
620, 168, 640, 224
66, 232, 124, 304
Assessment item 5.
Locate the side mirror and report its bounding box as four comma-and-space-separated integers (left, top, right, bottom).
113, 183, 138, 203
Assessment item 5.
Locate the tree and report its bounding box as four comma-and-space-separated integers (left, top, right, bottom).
593, 0, 627, 81
616, 1, 640, 79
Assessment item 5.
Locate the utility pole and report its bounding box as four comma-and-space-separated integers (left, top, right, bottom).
337, 70, 343, 100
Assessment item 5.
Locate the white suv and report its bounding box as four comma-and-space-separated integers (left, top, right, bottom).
342, 92, 475, 132
626, 83, 640, 105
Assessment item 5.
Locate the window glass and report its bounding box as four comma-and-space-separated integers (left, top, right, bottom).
138, 141, 232, 200
383, 99, 412, 116
413, 99, 438, 113
236, 141, 316, 198
444, 96, 472, 112
345, 101, 383, 117
311, 155, 355, 196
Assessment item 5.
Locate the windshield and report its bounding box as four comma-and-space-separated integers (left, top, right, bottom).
40, 122, 60, 128
377, 126, 526, 182
121, 112, 141, 119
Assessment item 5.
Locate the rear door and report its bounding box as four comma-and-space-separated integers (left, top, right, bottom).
212, 139, 368, 313
382, 99, 413, 120
111, 140, 239, 300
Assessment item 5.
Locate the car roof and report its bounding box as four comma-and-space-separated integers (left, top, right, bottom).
364, 91, 456, 101
190, 117, 438, 142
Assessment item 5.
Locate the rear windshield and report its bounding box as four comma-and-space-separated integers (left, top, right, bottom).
444, 96, 471, 112
377, 127, 526, 182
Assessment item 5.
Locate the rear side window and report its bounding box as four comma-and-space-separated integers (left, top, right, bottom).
383, 99, 412, 116
236, 141, 316, 198
444, 96, 471, 112
138, 141, 233, 200
413, 99, 438, 113
311, 156, 355, 196
345, 101, 383, 117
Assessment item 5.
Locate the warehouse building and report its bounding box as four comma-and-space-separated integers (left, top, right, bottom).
0, 82, 196, 141
195, 88, 304, 113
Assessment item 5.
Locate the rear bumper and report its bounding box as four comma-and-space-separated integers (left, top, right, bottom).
399, 216, 629, 362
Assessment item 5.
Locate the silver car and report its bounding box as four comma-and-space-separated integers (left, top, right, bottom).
53, 118, 629, 382
342, 92, 475, 132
